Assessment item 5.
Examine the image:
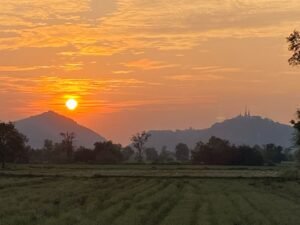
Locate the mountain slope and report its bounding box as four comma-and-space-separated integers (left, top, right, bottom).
147, 115, 294, 151
15, 111, 106, 148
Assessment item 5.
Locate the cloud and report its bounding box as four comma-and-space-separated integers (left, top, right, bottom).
0, 75, 146, 97
0, 65, 52, 72
0, 0, 91, 26
0, 63, 84, 73
122, 59, 177, 70
166, 74, 224, 81
60, 63, 83, 71
113, 70, 133, 74
1, 0, 300, 55
192, 66, 242, 73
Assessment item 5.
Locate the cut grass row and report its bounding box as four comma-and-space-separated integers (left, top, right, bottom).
1, 175, 300, 225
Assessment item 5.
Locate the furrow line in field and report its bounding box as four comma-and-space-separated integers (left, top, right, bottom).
108, 179, 172, 225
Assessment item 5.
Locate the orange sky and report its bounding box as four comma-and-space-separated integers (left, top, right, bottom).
1, 0, 300, 144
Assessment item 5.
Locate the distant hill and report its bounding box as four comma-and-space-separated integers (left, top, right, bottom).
15, 111, 106, 149
147, 115, 294, 151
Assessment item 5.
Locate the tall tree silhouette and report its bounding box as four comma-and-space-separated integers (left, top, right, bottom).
291, 111, 300, 162
287, 30, 300, 65
60, 132, 75, 161
0, 122, 27, 168
288, 31, 300, 162
131, 131, 151, 162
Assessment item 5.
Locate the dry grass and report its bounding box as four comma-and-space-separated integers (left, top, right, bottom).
0, 164, 299, 225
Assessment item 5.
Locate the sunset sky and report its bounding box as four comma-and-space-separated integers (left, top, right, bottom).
1, 0, 300, 144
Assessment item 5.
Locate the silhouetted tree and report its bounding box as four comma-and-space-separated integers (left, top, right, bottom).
145, 148, 159, 162
131, 131, 151, 162
94, 141, 123, 164
191, 141, 209, 164
287, 31, 300, 162
287, 30, 300, 65
0, 122, 28, 168
201, 137, 234, 165
40, 139, 54, 162
262, 144, 285, 164
283, 148, 294, 161
237, 145, 264, 166
74, 146, 94, 163
43, 139, 54, 152
291, 110, 300, 162
158, 146, 174, 163
175, 143, 190, 162
52, 142, 66, 163
122, 146, 135, 161
192, 136, 264, 165
60, 132, 75, 162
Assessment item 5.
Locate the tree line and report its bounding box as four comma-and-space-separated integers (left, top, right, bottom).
192, 137, 288, 166
0, 122, 297, 168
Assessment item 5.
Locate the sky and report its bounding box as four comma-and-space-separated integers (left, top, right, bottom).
1, 0, 300, 144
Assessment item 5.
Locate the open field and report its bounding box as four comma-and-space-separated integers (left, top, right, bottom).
0, 164, 300, 225
0, 163, 295, 178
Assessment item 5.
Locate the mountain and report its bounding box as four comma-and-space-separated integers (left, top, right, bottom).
15, 111, 106, 149
147, 115, 294, 151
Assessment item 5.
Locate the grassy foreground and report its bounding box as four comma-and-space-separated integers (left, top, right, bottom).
0, 165, 300, 225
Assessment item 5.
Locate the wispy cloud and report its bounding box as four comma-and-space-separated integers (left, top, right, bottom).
1, 0, 299, 55
0, 75, 146, 97
192, 66, 241, 73
122, 59, 177, 70
166, 74, 224, 81
0, 65, 52, 72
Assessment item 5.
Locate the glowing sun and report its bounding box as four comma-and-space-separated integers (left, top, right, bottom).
66, 99, 78, 111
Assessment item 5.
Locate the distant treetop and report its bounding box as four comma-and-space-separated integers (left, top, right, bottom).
287, 30, 300, 66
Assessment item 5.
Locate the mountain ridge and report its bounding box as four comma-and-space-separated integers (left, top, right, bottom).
147, 115, 294, 151
14, 112, 295, 150
15, 111, 106, 149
